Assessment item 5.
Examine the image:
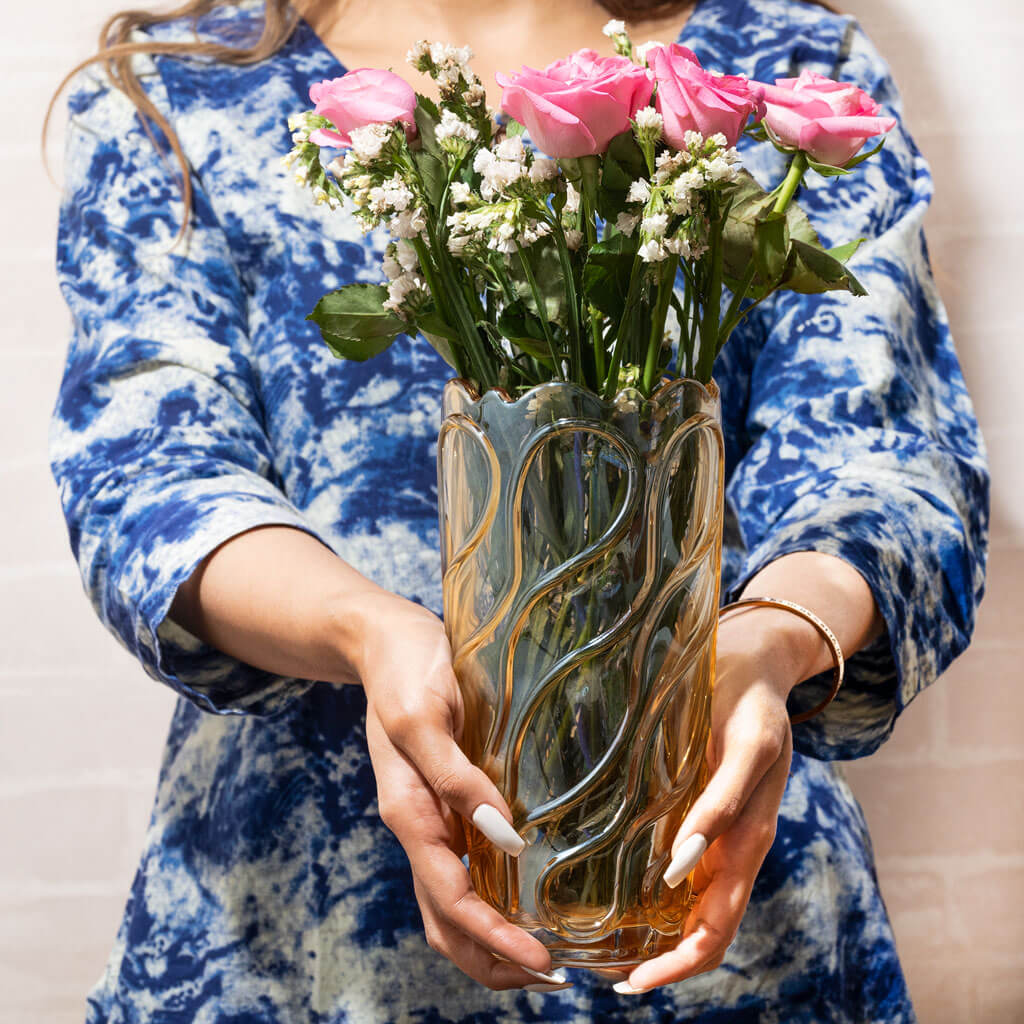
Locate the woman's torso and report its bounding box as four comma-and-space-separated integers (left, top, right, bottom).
84, 2, 917, 1020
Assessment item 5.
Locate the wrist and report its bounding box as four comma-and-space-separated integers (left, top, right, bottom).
322, 584, 407, 686
716, 604, 827, 696
326, 586, 442, 689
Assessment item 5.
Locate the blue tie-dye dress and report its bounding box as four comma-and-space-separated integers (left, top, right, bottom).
49, 0, 989, 1020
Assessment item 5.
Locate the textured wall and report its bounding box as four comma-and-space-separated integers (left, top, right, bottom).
2, 1, 1021, 1021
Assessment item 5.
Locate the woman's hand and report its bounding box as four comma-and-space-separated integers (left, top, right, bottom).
613, 613, 799, 994
358, 593, 570, 992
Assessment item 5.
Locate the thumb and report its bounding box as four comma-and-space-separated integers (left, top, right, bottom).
662, 722, 786, 888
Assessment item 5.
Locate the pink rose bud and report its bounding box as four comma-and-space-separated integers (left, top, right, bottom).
496, 49, 654, 158
307, 68, 418, 149
647, 44, 765, 149
758, 70, 897, 167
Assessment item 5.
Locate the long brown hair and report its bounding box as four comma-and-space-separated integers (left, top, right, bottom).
46, 0, 837, 242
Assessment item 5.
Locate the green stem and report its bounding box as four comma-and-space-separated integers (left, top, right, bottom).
547, 215, 584, 383
773, 151, 808, 214
641, 259, 675, 394
602, 254, 647, 399
516, 243, 562, 375
577, 158, 607, 387
695, 196, 726, 384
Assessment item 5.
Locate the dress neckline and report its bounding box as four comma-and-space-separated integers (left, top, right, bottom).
292, 0, 722, 84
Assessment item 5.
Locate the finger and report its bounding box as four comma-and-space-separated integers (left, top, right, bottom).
622, 744, 792, 993
663, 688, 789, 888
409, 832, 555, 974
414, 879, 572, 992
367, 712, 553, 975
376, 673, 526, 856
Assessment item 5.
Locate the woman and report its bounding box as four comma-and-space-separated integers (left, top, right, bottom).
48, 0, 988, 1020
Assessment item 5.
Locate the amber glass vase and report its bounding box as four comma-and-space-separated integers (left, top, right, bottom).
436, 375, 725, 968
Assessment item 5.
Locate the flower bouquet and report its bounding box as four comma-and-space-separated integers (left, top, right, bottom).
285, 22, 894, 967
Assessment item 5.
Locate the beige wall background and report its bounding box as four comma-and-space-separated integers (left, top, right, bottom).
2, 1, 1021, 1021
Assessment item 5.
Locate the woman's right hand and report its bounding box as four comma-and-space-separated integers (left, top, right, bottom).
357, 592, 569, 992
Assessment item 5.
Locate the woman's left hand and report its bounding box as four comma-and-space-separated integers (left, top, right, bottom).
613, 614, 799, 994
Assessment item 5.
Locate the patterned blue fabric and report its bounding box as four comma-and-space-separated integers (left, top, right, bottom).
49, 0, 988, 1020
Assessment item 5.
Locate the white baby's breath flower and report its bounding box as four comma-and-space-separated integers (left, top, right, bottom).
615, 211, 639, 236
382, 252, 402, 280
683, 129, 704, 151
702, 155, 739, 182
664, 234, 694, 259
564, 182, 581, 214
462, 84, 486, 105
447, 234, 471, 255
495, 135, 527, 163
406, 40, 430, 64
529, 158, 559, 183
436, 109, 479, 143
395, 238, 419, 271
635, 107, 664, 133
709, 132, 728, 149
450, 181, 473, 206
392, 207, 427, 239
429, 41, 452, 65
563, 228, 584, 251
602, 19, 627, 37
383, 271, 426, 314
638, 238, 668, 262
633, 40, 664, 64
349, 123, 392, 163
641, 212, 669, 238
627, 179, 652, 204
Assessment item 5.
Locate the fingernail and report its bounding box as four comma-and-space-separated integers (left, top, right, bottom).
525, 981, 573, 992
663, 832, 708, 888
472, 803, 526, 856
613, 980, 648, 995
520, 966, 568, 985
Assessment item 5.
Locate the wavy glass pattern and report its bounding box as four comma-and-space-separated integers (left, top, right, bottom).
437, 377, 725, 967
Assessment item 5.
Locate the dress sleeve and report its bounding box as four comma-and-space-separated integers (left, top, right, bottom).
49, 62, 338, 716
723, 19, 990, 760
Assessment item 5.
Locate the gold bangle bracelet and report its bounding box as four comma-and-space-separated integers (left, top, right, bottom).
717, 596, 846, 724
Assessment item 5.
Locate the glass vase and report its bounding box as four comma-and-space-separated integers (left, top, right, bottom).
436, 375, 725, 969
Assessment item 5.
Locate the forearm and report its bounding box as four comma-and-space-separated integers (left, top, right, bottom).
168, 524, 398, 687
728, 550, 885, 692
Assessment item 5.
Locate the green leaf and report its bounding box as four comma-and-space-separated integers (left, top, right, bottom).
412, 149, 446, 211
413, 309, 460, 369
841, 135, 888, 171
752, 212, 788, 283
413, 95, 443, 159
495, 306, 558, 365
596, 130, 647, 222
505, 118, 526, 137
721, 169, 821, 297
783, 239, 868, 296
828, 237, 865, 264
307, 283, 405, 361
508, 241, 565, 324
805, 157, 852, 178
582, 233, 636, 321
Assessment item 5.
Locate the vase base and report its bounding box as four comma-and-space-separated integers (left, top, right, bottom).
530, 922, 683, 970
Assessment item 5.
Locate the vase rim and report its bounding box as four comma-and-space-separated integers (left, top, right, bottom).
446, 375, 720, 410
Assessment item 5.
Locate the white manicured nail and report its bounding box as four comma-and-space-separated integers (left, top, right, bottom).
613, 980, 648, 995
472, 804, 526, 856
521, 966, 568, 985
663, 832, 708, 888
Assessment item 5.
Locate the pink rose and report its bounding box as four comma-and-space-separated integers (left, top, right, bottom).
308, 69, 418, 148
496, 49, 654, 158
648, 44, 765, 149
758, 70, 897, 166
